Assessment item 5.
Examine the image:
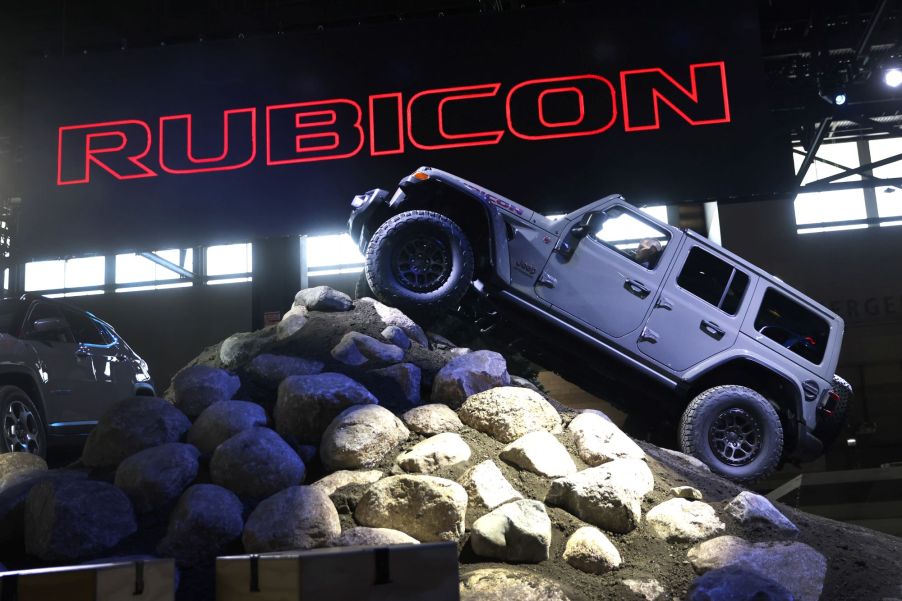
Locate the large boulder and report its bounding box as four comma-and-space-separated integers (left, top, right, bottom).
567, 412, 645, 466
459, 568, 571, 601
725, 491, 799, 535
645, 499, 725, 543
458, 387, 562, 444
470, 499, 551, 563
219, 328, 276, 369
187, 401, 268, 456
114, 442, 200, 513
0, 453, 47, 490
687, 566, 795, 601
294, 286, 353, 311
210, 427, 305, 499
362, 363, 421, 409
381, 326, 411, 350
402, 404, 463, 435
431, 351, 511, 408
242, 486, 340, 553
396, 433, 471, 474
688, 535, 827, 601
275, 373, 378, 445
460, 460, 523, 510
157, 484, 244, 567
276, 305, 309, 341
320, 405, 410, 470
545, 459, 654, 533
82, 397, 192, 468
563, 526, 622, 574
25, 479, 137, 562
311, 470, 383, 497
333, 527, 419, 547
355, 475, 467, 542
499, 431, 577, 478
247, 354, 324, 387
367, 299, 429, 347
331, 331, 405, 367
170, 366, 241, 418
0, 470, 86, 547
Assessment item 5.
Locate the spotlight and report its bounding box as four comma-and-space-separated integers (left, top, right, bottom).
834, 92, 847, 105
819, 88, 847, 106
884, 68, 902, 88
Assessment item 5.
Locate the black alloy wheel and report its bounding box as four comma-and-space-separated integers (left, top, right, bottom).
707, 407, 762, 466
1, 386, 47, 456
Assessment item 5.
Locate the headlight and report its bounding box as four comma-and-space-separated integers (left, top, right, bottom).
351, 194, 367, 208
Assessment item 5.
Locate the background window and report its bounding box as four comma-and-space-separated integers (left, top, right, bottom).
305, 234, 364, 276
870, 137, 902, 224
793, 141, 867, 234
206, 243, 252, 277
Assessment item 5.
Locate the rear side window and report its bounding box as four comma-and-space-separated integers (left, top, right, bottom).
754, 288, 829, 365
677, 247, 750, 315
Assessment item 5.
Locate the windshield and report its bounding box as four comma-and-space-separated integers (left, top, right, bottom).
0, 299, 25, 335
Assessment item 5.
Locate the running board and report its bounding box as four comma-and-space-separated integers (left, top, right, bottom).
496, 290, 680, 390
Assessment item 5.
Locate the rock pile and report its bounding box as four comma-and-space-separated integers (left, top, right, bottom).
0, 286, 898, 601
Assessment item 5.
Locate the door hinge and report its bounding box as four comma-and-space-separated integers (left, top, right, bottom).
537, 272, 557, 288
655, 297, 673, 311
639, 326, 659, 343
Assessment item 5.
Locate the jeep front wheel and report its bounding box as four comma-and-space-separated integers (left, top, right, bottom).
364, 210, 474, 317
1, 385, 47, 457
679, 385, 783, 483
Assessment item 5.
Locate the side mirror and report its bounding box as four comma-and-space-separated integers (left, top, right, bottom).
570, 212, 604, 239
33, 317, 65, 334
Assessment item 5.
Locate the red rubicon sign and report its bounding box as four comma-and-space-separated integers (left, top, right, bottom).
56, 61, 730, 186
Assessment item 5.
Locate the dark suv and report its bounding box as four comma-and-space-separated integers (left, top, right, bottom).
348, 167, 851, 482
0, 295, 155, 456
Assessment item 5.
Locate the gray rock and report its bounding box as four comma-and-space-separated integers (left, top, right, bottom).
402, 404, 464, 435
171, 366, 241, 419
563, 526, 622, 574
660, 448, 711, 472
82, 397, 192, 468
275, 373, 377, 445
242, 486, 340, 553
363, 363, 421, 409
114, 443, 200, 513
460, 460, 523, 510
25, 479, 137, 562
450, 347, 472, 356
381, 326, 411, 350
368, 300, 429, 347
320, 405, 410, 470
0, 453, 47, 491
687, 566, 795, 601
499, 431, 576, 478
211, 427, 305, 499
471, 499, 551, 563
157, 484, 244, 567
276, 306, 308, 341
431, 351, 511, 408
331, 331, 405, 367
567, 412, 645, 466
311, 470, 383, 497
397, 433, 471, 474
509, 376, 541, 393
220, 328, 276, 369
621, 579, 667, 601
0, 470, 86, 547
459, 386, 562, 444
247, 354, 324, 386
688, 535, 827, 601
294, 286, 353, 311
725, 491, 799, 535
187, 401, 268, 456
428, 332, 457, 349
355, 475, 467, 542
545, 459, 654, 534
333, 527, 419, 547
672, 486, 704, 501
645, 498, 725, 543
460, 568, 571, 601
581, 409, 613, 422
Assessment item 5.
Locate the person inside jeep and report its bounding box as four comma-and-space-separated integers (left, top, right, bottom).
634, 238, 663, 269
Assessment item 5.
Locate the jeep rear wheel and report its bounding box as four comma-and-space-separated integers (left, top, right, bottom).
365, 210, 474, 317
1, 386, 47, 457
679, 385, 783, 483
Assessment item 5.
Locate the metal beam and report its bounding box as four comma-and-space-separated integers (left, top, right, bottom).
854, 0, 889, 64
791, 148, 881, 182
800, 175, 902, 193
795, 118, 832, 187
138, 252, 194, 278
805, 151, 902, 186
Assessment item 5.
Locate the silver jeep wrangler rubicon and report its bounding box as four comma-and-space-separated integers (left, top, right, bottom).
348, 167, 851, 482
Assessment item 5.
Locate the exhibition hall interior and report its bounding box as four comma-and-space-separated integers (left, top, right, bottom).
0, 1, 900, 599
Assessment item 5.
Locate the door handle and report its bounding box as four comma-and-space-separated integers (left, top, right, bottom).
700, 320, 725, 341
624, 279, 650, 299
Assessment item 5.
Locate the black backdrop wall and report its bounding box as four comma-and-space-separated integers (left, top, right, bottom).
18, 0, 792, 260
